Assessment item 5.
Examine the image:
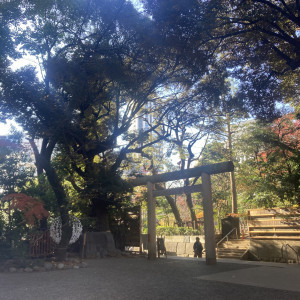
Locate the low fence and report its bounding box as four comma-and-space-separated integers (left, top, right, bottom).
30, 231, 56, 258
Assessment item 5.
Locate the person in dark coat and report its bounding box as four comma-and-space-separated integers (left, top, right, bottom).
193, 237, 203, 258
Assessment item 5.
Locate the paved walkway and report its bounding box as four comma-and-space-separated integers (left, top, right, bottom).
194, 257, 300, 293
0, 256, 300, 299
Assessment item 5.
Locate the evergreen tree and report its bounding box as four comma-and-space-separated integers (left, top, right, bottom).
143, 0, 300, 118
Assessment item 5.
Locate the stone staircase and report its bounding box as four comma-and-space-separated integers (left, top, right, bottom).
217, 239, 250, 260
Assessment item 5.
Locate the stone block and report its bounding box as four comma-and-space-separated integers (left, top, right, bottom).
84, 232, 116, 258
44, 262, 53, 270
165, 242, 178, 255
24, 267, 33, 272
176, 243, 186, 255
165, 236, 185, 243
186, 243, 194, 256
79, 262, 88, 268
57, 263, 64, 270
183, 236, 190, 243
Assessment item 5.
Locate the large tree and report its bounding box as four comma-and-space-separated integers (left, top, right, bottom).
236, 114, 300, 206
142, 0, 300, 118
215, 0, 300, 118
0, 0, 213, 258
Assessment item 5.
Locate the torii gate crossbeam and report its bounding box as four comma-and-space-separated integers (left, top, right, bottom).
130, 161, 234, 265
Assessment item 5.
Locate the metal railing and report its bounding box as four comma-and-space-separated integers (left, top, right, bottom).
281, 244, 299, 264
216, 227, 238, 249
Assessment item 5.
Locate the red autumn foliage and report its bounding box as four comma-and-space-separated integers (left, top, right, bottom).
272, 113, 300, 149
258, 113, 300, 162
3, 193, 49, 225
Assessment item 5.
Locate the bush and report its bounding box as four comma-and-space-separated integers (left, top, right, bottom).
156, 226, 203, 236
0, 239, 29, 259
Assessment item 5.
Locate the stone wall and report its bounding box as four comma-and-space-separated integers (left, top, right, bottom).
250, 239, 300, 262
160, 235, 205, 257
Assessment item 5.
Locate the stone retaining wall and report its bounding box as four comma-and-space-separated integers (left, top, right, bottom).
250, 239, 300, 262
163, 235, 205, 257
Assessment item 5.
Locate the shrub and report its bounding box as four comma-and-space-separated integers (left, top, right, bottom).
156, 226, 203, 236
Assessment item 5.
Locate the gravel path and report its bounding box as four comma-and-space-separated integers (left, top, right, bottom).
0, 256, 300, 300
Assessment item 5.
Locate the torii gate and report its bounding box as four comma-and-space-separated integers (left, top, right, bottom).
130, 161, 234, 265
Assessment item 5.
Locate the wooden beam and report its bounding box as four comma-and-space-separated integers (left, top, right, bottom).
129, 161, 234, 187
250, 236, 300, 240
153, 185, 202, 197
249, 230, 300, 234
248, 225, 300, 228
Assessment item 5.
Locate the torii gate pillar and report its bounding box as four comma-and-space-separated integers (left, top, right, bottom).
201, 172, 216, 264
147, 181, 156, 260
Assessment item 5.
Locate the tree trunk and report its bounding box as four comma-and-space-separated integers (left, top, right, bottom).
29, 138, 72, 260
230, 171, 238, 214
39, 156, 71, 260
184, 153, 198, 228
43, 161, 72, 260
155, 184, 183, 226
185, 192, 198, 229
28, 139, 48, 231
91, 198, 110, 232
226, 113, 238, 214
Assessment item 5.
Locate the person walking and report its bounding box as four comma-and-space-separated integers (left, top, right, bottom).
193, 237, 203, 258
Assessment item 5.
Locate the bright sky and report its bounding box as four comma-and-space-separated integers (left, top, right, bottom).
0, 120, 22, 135
0, 122, 11, 135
